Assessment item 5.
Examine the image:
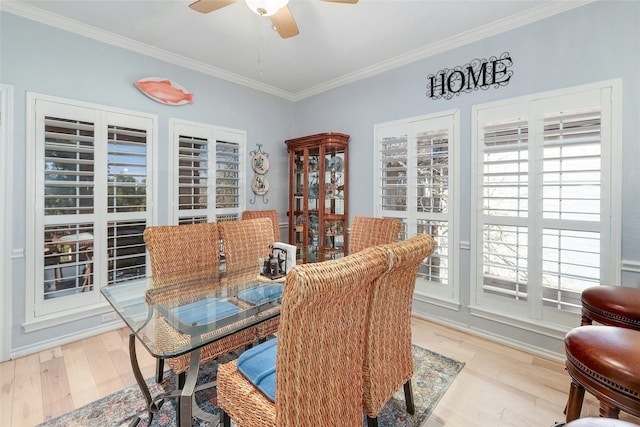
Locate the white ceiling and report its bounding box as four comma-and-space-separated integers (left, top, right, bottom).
3, 0, 588, 100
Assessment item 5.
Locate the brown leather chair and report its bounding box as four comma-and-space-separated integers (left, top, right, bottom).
580, 286, 640, 330
564, 325, 640, 422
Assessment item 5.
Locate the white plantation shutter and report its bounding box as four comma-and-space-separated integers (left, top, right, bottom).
480, 118, 529, 300
417, 219, 450, 286
108, 219, 147, 284
416, 128, 449, 212
44, 117, 96, 216
107, 124, 147, 213
170, 120, 245, 224
215, 140, 241, 210
541, 108, 603, 311
374, 111, 459, 302
31, 95, 154, 321
178, 134, 210, 224
378, 133, 408, 212
482, 119, 529, 218
416, 128, 450, 286
105, 116, 149, 287
472, 81, 620, 328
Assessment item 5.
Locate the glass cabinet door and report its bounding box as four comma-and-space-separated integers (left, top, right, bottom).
292, 149, 306, 262
307, 148, 320, 262
321, 146, 345, 260
324, 146, 345, 215
292, 148, 321, 263
286, 133, 349, 264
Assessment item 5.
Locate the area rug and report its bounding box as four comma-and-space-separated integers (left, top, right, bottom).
38, 344, 463, 427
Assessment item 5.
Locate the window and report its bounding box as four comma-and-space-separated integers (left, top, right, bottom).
471, 80, 621, 330
170, 119, 246, 224
26, 94, 155, 328
374, 110, 459, 306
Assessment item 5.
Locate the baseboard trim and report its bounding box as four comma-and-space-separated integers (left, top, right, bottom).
10, 319, 124, 360
411, 311, 565, 363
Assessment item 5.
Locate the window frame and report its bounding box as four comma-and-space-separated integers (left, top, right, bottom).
169, 118, 246, 224
470, 79, 622, 334
24, 93, 157, 332
373, 109, 460, 309
1, 84, 14, 359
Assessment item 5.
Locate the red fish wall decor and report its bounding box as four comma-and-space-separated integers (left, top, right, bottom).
134, 77, 194, 105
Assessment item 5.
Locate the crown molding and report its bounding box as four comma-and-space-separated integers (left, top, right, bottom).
0, 2, 297, 101
293, 1, 592, 101
2, 1, 591, 102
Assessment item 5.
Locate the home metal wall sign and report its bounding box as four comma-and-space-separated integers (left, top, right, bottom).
426, 52, 513, 100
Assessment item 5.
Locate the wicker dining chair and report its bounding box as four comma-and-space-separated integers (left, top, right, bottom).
349, 216, 403, 254
144, 222, 220, 282
220, 218, 275, 269
242, 210, 281, 242
217, 246, 389, 427
143, 222, 269, 385
363, 234, 436, 427
219, 218, 280, 337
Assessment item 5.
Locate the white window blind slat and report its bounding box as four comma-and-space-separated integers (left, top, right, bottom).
172, 121, 245, 223
375, 112, 457, 298
34, 98, 153, 319
44, 115, 96, 217
216, 139, 241, 209
107, 124, 148, 214
178, 134, 210, 213
475, 88, 612, 317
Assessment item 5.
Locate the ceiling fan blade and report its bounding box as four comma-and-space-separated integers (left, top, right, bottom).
321, 0, 359, 3
189, 0, 239, 14
270, 6, 299, 39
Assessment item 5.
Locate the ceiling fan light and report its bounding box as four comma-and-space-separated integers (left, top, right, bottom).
245, 0, 289, 16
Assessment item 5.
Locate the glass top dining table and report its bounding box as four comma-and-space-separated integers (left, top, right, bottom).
101, 266, 284, 427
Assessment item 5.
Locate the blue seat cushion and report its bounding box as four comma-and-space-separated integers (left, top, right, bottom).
236, 337, 278, 402
169, 297, 240, 326
237, 284, 283, 305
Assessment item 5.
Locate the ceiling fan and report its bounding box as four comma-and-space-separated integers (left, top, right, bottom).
189, 0, 358, 39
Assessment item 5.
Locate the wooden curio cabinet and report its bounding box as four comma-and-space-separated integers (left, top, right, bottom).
285, 132, 349, 263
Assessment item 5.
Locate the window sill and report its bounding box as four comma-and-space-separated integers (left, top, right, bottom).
468, 304, 571, 340
413, 290, 460, 311
23, 301, 113, 333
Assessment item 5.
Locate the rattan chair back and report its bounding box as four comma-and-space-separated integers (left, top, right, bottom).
143, 222, 220, 286
242, 210, 280, 242
142, 222, 276, 376
349, 216, 402, 254
362, 234, 436, 420
216, 245, 389, 427
220, 218, 275, 273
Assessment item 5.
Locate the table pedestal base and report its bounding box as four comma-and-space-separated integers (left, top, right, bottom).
129, 334, 220, 427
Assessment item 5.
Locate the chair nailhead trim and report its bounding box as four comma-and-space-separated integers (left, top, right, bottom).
582, 301, 640, 327
567, 352, 640, 399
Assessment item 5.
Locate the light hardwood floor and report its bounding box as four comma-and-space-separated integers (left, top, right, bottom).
2, 317, 639, 427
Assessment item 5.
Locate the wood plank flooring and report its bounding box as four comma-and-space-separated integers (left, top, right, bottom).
2, 318, 639, 426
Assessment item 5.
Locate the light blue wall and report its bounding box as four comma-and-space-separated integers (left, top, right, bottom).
292, 1, 640, 354
2, 0, 640, 356
1, 11, 294, 352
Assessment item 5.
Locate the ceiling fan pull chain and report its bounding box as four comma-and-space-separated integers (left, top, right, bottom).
256, 21, 264, 79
